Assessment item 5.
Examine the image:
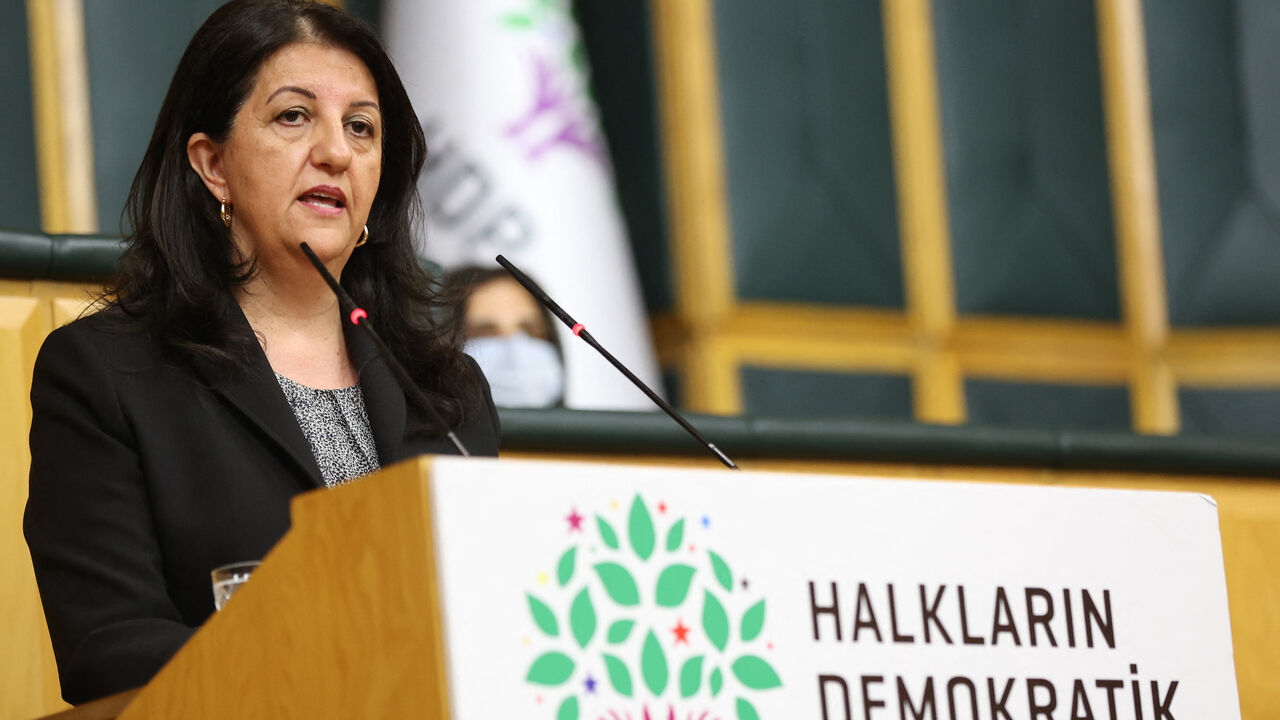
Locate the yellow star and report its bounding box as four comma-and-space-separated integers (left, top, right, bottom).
610, 500, 619, 510
537, 571, 548, 585
523, 635, 531, 646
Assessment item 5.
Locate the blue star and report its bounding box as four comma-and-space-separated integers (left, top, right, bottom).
584, 674, 598, 694
701, 514, 711, 529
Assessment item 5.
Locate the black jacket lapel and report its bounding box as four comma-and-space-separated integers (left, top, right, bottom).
346, 320, 408, 465
193, 309, 324, 489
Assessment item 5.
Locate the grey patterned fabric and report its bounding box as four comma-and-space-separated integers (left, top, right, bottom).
274, 372, 380, 487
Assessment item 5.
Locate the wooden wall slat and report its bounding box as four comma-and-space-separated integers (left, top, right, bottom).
0, 295, 68, 719
881, 0, 963, 424
1096, 0, 1177, 434
26, 0, 97, 234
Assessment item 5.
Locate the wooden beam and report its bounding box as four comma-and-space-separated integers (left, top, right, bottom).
1168, 329, 1280, 386
1096, 0, 1176, 433
26, 0, 98, 233
649, 0, 735, 329
881, 0, 963, 423
650, 0, 739, 413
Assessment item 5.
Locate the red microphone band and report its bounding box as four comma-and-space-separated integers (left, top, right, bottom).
571, 323, 585, 337
350, 308, 368, 325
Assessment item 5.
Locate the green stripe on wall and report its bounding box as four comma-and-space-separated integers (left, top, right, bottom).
2, 2, 42, 230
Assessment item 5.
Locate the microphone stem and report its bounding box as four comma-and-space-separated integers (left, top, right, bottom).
299, 242, 470, 457
576, 328, 737, 469
495, 254, 738, 469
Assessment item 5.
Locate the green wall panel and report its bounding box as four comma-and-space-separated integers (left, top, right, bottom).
1, 1, 42, 231
713, 0, 904, 308
741, 367, 913, 421
964, 379, 1130, 432
1144, 0, 1280, 326
934, 0, 1119, 320
83, 1, 228, 233
344, 0, 382, 32
575, 0, 672, 313
662, 369, 682, 411
1179, 387, 1280, 440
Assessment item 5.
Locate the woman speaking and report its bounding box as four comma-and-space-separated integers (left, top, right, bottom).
24, 0, 499, 704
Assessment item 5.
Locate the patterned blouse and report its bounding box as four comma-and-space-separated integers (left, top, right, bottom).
274, 373, 381, 487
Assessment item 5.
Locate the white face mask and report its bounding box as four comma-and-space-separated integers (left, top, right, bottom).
464, 332, 565, 408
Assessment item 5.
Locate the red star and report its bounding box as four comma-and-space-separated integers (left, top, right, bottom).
657, 501, 668, 514
672, 619, 691, 644
566, 508, 584, 532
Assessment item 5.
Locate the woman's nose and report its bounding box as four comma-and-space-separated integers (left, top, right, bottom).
311, 119, 352, 171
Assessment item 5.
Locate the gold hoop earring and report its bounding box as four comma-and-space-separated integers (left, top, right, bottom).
355, 224, 369, 247
219, 198, 232, 227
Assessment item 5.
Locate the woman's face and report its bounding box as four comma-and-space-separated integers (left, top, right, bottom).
213, 42, 382, 271
464, 277, 552, 341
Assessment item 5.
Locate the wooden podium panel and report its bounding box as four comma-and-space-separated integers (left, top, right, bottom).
117, 457, 450, 720
25, 453, 1245, 719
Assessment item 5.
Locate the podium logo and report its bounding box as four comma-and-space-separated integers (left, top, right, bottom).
522, 494, 782, 720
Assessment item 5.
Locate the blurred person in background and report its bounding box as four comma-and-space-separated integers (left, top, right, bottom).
448, 265, 566, 408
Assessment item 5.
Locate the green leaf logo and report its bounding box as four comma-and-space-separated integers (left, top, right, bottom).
603, 654, 633, 696
731, 655, 782, 690
641, 630, 668, 695
556, 547, 576, 587
524, 495, 780, 717
709, 551, 733, 592
557, 696, 579, 720
654, 564, 696, 607
606, 619, 635, 644
592, 562, 640, 606
702, 590, 730, 652
628, 495, 655, 560
527, 594, 559, 637
596, 515, 620, 550
679, 655, 704, 698
569, 588, 596, 649
527, 652, 575, 685
665, 518, 685, 552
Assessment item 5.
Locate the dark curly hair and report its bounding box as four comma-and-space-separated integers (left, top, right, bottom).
108, 0, 480, 431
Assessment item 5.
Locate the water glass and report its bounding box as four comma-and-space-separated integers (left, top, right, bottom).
211, 561, 260, 611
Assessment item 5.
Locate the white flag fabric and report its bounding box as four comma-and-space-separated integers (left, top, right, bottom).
383, 0, 663, 410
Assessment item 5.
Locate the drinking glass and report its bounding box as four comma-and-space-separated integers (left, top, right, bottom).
211, 561, 260, 610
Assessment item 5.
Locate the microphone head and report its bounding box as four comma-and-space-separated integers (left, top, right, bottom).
495, 255, 577, 329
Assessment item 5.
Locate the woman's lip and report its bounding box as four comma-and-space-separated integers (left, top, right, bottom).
303, 185, 347, 205
298, 197, 346, 217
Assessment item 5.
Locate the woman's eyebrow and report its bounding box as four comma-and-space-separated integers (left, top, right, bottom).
267, 85, 315, 102
266, 86, 379, 112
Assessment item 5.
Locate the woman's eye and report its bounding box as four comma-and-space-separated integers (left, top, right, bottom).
278, 109, 306, 125
348, 119, 375, 137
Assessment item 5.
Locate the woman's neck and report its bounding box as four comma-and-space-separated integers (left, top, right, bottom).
234, 270, 358, 390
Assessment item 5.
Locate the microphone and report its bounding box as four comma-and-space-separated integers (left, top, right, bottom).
495, 254, 739, 469
299, 242, 470, 457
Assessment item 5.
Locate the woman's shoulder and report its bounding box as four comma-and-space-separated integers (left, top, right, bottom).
37, 307, 163, 376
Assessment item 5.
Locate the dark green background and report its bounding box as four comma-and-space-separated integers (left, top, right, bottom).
2, 0, 1277, 438
1, 0, 42, 231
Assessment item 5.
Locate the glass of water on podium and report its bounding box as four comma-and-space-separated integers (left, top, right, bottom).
211, 561, 260, 610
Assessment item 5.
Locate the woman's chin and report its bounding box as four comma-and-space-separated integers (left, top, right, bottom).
290, 229, 357, 258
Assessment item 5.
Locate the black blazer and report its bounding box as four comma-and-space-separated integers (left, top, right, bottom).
24, 307, 500, 704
